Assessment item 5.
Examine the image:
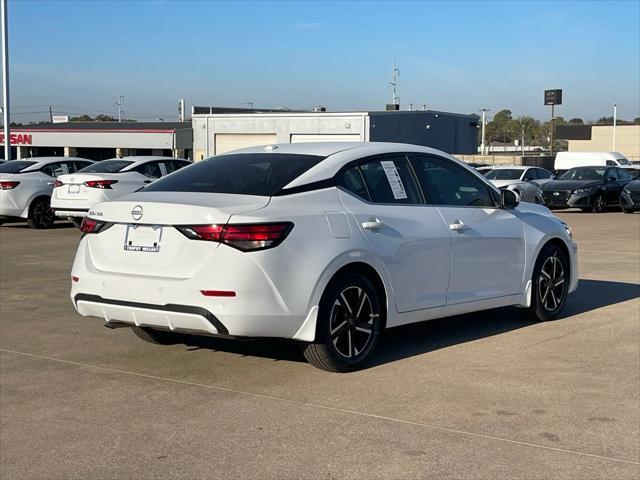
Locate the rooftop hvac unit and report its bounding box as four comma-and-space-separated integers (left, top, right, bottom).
386, 104, 400, 111
313, 106, 327, 112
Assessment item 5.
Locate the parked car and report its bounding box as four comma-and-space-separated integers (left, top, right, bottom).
620, 180, 640, 213
476, 166, 493, 175
70, 142, 578, 372
541, 166, 634, 212
0, 157, 94, 228
51, 156, 192, 226
554, 151, 630, 170
484, 166, 555, 203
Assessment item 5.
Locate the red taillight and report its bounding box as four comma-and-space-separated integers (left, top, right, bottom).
201, 290, 236, 297
53, 179, 64, 188
0, 181, 20, 190
80, 217, 110, 234
176, 222, 293, 251
84, 179, 118, 189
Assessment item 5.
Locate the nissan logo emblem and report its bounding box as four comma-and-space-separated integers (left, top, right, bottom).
131, 205, 143, 221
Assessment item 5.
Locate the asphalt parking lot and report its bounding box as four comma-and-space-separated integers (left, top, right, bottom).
1, 211, 639, 479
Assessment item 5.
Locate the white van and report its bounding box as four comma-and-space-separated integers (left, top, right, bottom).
555, 151, 630, 170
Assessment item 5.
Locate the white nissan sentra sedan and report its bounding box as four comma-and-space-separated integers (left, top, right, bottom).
70, 143, 578, 372
0, 157, 94, 228
51, 156, 192, 226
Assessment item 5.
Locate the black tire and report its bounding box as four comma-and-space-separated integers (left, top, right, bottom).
591, 193, 605, 213
621, 202, 634, 214
302, 273, 383, 372
27, 197, 55, 229
131, 326, 183, 345
529, 244, 569, 322
71, 218, 83, 229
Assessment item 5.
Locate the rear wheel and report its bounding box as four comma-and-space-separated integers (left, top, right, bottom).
27, 197, 55, 229
529, 244, 569, 321
131, 326, 183, 345
302, 273, 383, 372
591, 193, 605, 213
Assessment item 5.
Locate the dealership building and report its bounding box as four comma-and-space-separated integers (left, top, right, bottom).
556, 123, 640, 160
3, 107, 479, 161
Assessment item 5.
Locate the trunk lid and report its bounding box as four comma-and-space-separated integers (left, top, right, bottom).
56, 173, 121, 201
84, 192, 269, 278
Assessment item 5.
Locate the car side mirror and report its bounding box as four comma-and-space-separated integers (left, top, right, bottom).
500, 189, 519, 208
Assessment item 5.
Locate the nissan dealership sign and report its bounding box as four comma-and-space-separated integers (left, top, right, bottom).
0, 133, 33, 145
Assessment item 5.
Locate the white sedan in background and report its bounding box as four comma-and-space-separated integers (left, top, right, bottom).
484, 166, 555, 203
52, 156, 191, 226
71, 142, 578, 372
0, 157, 94, 228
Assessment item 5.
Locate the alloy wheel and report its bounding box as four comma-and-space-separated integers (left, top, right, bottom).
592, 195, 604, 213
329, 286, 377, 359
538, 254, 565, 312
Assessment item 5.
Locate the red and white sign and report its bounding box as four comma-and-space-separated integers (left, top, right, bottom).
0, 133, 33, 145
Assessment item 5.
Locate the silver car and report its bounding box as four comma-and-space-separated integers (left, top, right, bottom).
484, 166, 555, 203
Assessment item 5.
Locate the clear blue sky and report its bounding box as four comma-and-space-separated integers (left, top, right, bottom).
6, 0, 640, 123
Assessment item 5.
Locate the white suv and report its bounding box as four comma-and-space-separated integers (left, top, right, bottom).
0, 157, 94, 228
52, 156, 191, 226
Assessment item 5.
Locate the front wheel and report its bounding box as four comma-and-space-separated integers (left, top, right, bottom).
27, 197, 55, 229
529, 244, 569, 322
302, 273, 383, 372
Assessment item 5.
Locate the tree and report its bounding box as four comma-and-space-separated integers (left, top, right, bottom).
70, 114, 93, 122
596, 116, 614, 124
634, 117, 640, 124
486, 109, 518, 144
95, 114, 117, 122
568, 117, 584, 124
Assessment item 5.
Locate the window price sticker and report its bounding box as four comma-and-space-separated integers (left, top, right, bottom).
380, 161, 408, 200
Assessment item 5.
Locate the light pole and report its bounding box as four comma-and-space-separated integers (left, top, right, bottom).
1, 0, 10, 161
479, 108, 490, 155
612, 103, 617, 151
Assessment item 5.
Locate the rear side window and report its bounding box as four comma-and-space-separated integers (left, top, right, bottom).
355, 156, 422, 204
0, 161, 36, 173
338, 167, 370, 201
144, 153, 324, 196
73, 161, 94, 172
135, 162, 162, 178
413, 155, 496, 207
606, 160, 617, 166
41, 162, 71, 177
78, 160, 133, 173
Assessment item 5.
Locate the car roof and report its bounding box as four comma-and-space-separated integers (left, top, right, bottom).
19, 157, 93, 172
221, 142, 484, 190
487, 165, 529, 170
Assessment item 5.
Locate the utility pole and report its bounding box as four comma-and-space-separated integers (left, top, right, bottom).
2, 0, 10, 161
612, 103, 617, 151
178, 98, 185, 122
521, 122, 525, 158
550, 104, 555, 156
116, 94, 124, 122
479, 108, 490, 155
389, 59, 399, 107
49, 105, 53, 123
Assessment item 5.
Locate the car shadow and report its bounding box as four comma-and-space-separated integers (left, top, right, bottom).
0, 221, 75, 229
178, 279, 640, 369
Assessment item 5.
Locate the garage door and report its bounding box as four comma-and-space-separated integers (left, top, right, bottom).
290, 134, 361, 143
214, 134, 277, 155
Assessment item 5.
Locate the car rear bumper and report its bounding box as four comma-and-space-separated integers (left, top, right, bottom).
52, 207, 89, 218
73, 293, 228, 335
0, 192, 27, 218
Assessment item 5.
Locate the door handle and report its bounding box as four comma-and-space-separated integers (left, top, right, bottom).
449, 220, 468, 232
46, 181, 55, 186
362, 218, 386, 230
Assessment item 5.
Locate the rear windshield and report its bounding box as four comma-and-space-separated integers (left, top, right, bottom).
559, 168, 605, 180
485, 169, 522, 180
77, 160, 133, 173
0, 161, 37, 173
143, 153, 325, 196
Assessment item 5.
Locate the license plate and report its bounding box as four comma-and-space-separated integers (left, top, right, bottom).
124, 225, 162, 253
68, 184, 81, 194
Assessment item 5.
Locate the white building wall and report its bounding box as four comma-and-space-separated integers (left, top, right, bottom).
192, 113, 368, 160
568, 125, 640, 160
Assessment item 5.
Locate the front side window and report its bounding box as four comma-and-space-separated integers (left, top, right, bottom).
535, 168, 553, 179
144, 153, 324, 196
353, 156, 422, 204
617, 168, 632, 180
412, 155, 496, 207
485, 169, 525, 181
